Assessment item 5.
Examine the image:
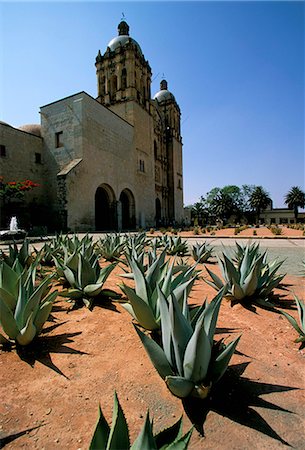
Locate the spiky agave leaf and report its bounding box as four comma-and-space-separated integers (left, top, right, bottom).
136, 289, 240, 399
89, 404, 110, 450
204, 243, 285, 305
0, 268, 57, 345
15, 311, 37, 345
120, 253, 197, 331
280, 295, 305, 344
106, 391, 130, 450
165, 376, 195, 398
0, 296, 19, 339
121, 284, 159, 330
130, 412, 157, 450
90, 393, 193, 450
209, 334, 241, 383
134, 325, 174, 380
154, 416, 183, 449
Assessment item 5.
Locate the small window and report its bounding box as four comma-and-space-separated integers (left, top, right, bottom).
35, 152, 42, 164
139, 159, 145, 173
0, 145, 6, 157
121, 68, 127, 90
55, 131, 63, 148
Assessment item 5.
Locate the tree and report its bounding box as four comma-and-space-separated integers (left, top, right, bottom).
210, 191, 235, 223
249, 186, 271, 224
284, 186, 305, 222
202, 185, 247, 223
191, 201, 206, 225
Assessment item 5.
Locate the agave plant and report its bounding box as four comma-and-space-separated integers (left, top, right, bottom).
0, 238, 32, 268
90, 391, 193, 450
280, 295, 305, 348
96, 233, 126, 262
124, 232, 149, 252
120, 252, 198, 330
135, 288, 240, 399
162, 236, 189, 256
205, 243, 285, 306
191, 241, 213, 263
34, 243, 54, 266
0, 261, 57, 345
58, 253, 118, 309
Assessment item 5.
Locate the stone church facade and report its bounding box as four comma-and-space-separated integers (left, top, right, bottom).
0, 21, 184, 232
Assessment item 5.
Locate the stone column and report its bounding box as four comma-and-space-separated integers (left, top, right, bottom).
117, 200, 122, 231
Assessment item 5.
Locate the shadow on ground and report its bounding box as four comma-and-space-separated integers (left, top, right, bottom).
13, 323, 87, 378
182, 362, 297, 447
0, 424, 45, 449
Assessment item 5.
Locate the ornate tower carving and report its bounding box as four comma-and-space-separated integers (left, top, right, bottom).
95, 21, 152, 112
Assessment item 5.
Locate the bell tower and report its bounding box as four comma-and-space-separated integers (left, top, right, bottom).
95, 21, 152, 113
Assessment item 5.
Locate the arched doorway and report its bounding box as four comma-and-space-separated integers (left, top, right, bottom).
119, 189, 135, 230
95, 184, 116, 231
155, 197, 161, 227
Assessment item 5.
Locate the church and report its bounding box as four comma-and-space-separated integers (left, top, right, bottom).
0, 21, 184, 232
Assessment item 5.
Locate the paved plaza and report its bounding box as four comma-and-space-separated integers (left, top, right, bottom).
1, 234, 304, 277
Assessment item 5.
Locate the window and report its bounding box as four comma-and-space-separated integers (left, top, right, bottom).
121, 68, 127, 90
35, 152, 42, 164
139, 159, 145, 173
0, 145, 6, 157
55, 131, 63, 148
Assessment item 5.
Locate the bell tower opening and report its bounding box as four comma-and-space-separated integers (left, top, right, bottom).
95, 21, 152, 112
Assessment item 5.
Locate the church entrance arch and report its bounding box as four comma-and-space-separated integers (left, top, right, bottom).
119, 189, 135, 230
155, 197, 161, 227
95, 184, 117, 231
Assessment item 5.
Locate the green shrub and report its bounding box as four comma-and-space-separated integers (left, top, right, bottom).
193, 226, 200, 235
270, 226, 282, 236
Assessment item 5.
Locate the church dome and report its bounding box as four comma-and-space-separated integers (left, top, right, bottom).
0, 120, 12, 127
153, 80, 176, 103
18, 124, 41, 137
107, 21, 143, 55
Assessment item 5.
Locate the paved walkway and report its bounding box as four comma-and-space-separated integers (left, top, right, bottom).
190, 237, 304, 277
1, 234, 304, 277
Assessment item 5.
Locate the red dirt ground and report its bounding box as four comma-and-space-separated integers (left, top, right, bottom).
1, 236, 305, 449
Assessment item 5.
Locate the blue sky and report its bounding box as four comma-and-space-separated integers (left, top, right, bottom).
1, 1, 304, 208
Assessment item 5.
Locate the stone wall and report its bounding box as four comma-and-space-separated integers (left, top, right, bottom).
0, 122, 52, 229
